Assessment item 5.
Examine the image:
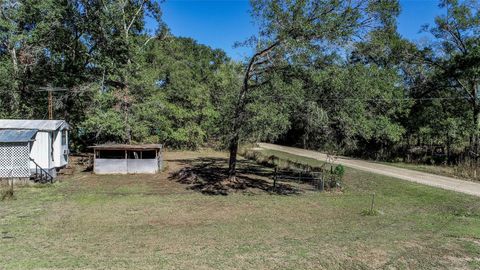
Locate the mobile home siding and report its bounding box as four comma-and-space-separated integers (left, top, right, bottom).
53, 130, 68, 168
29, 131, 52, 170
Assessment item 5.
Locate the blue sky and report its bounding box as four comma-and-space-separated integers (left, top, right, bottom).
154, 0, 444, 60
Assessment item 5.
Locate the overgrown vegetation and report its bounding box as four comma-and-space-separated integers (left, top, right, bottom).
1, 185, 15, 201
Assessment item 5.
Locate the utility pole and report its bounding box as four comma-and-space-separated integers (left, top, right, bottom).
38, 86, 68, 120
48, 91, 53, 119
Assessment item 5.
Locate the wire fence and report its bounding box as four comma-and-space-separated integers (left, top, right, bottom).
273, 167, 326, 191
265, 160, 379, 215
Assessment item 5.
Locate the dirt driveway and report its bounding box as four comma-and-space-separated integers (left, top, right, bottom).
258, 143, 480, 197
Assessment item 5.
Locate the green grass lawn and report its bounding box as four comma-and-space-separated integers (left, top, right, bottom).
1, 150, 480, 269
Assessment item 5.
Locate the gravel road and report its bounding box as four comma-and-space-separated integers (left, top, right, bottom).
259, 143, 480, 197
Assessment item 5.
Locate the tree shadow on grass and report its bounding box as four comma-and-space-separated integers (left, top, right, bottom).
169, 157, 300, 195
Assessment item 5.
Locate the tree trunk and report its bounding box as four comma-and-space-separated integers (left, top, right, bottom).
124, 56, 132, 144
124, 85, 131, 144
10, 47, 18, 75
227, 98, 242, 180
226, 40, 280, 180
123, 84, 132, 144
227, 81, 248, 180
446, 135, 451, 165
228, 134, 239, 179
227, 70, 249, 180
471, 82, 479, 165
472, 102, 479, 163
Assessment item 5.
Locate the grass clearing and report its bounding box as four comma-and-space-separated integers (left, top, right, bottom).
1, 150, 480, 269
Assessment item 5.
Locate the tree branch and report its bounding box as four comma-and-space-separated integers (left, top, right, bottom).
126, 0, 147, 37
445, 24, 468, 54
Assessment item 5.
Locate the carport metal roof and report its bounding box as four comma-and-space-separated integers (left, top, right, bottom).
89, 144, 162, 151
0, 129, 38, 143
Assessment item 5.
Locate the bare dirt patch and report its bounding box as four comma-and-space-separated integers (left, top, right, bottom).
169, 153, 300, 195
57, 151, 220, 196
59, 150, 299, 196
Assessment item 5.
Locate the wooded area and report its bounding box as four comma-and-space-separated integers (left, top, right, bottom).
0, 0, 479, 177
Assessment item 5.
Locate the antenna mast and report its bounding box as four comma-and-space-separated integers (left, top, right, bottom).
38, 86, 68, 120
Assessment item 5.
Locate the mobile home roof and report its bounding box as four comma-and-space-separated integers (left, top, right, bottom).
0, 120, 69, 131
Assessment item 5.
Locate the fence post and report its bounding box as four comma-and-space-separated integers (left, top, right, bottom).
5, 169, 14, 199
319, 173, 324, 191
370, 193, 376, 213
273, 167, 277, 190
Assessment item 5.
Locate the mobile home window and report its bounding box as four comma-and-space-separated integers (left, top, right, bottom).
61, 130, 67, 145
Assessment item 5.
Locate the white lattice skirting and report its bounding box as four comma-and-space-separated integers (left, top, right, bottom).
0, 142, 30, 178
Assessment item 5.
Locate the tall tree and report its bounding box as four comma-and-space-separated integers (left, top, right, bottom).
227, 0, 401, 179
0, 0, 70, 117
81, 36, 231, 148
424, 0, 480, 161
80, 0, 163, 143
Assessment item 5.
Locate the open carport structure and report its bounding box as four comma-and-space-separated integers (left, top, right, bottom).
91, 144, 163, 174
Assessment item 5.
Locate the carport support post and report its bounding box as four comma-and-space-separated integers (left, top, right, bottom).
157, 148, 163, 171
319, 174, 324, 191
125, 150, 128, 174
93, 149, 97, 172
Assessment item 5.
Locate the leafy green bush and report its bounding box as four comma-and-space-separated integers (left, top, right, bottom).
324, 165, 346, 189
333, 165, 345, 179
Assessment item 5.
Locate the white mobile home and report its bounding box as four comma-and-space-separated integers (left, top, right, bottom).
0, 120, 69, 182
